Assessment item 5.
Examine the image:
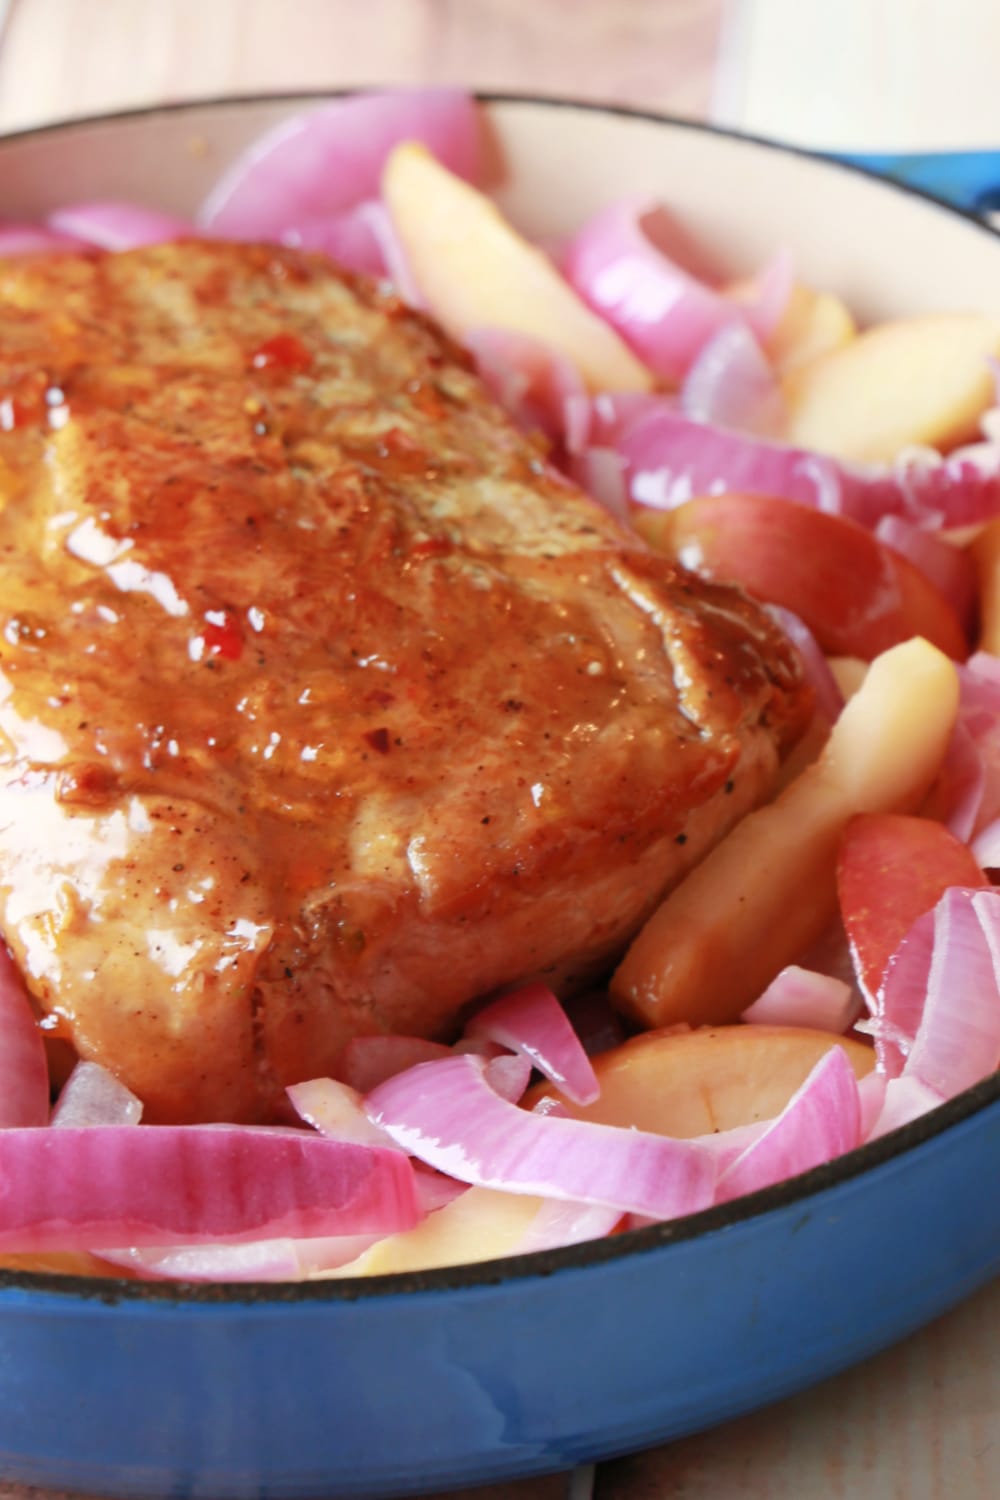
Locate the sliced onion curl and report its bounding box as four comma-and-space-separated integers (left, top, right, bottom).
972, 816, 1000, 868
892, 444, 1000, 530
765, 606, 844, 725
868, 902, 938, 1075
280, 199, 421, 301
52, 1060, 142, 1128
741, 965, 859, 1034
561, 199, 790, 383
866, 1075, 945, 1141
905, 888, 1000, 1097
0, 946, 49, 1128
199, 88, 482, 240
618, 407, 907, 528
680, 321, 786, 439
856, 1070, 888, 1139
464, 328, 587, 448
0, 224, 88, 255
932, 721, 986, 843
47, 203, 194, 250
516, 1198, 621, 1255
0, 1126, 419, 1252
366, 1053, 716, 1220
869, 886, 1000, 1098
716, 1046, 861, 1203
566, 446, 630, 521
483, 1052, 533, 1103
955, 654, 1000, 835
100, 1229, 388, 1283
465, 982, 599, 1105
874, 514, 978, 633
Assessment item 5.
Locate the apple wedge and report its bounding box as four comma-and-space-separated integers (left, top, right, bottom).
769, 283, 857, 375
612, 637, 960, 1030
783, 313, 1000, 462
382, 143, 653, 393
634, 493, 968, 661
527, 1025, 872, 1136
318, 1186, 544, 1278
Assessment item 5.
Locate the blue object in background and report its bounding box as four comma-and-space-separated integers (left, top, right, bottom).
837, 150, 1000, 217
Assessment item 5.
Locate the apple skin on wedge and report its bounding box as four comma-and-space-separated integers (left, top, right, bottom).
382, 142, 654, 393
634, 493, 969, 662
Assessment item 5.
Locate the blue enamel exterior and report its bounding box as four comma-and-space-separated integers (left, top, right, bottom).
0, 1087, 996, 1499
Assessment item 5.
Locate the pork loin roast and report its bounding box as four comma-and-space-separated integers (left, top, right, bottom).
0, 243, 811, 1120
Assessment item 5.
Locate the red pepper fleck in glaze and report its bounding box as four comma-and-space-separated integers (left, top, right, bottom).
202, 611, 244, 661
250, 333, 313, 372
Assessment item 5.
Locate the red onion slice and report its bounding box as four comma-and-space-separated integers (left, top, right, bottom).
47, 203, 194, 249
516, 1198, 621, 1254
279, 199, 390, 276
561, 198, 769, 383
765, 606, 844, 725
51, 1061, 142, 1128
893, 447, 1000, 529
866, 1075, 944, 1141
566, 446, 630, 521
0, 946, 49, 1128
934, 721, 986, 843
856, 1070, 888, 1138
199, 88, 481, 240
903, 888, 1000, 1097
280, 199, 421, 301
972, 816, 1000, 868
101, 1228, 388, 1282
619, 407, 906, 529
0, 1126, 419, 1252
874, 515, 978, 632
870, 905, 937, 1075
99, 1238, 305, 1282
741, 966, 859, 1034
690, 1120, 770, 1173
484, 1053, 533, 1104
464, 328, 587, 448
466, 982, 599, 1105
0, 224, 88, 255
366, 1054, 716, 1220
716, 1046, 862, 1203
731, 248, 796, 341
680, 321, 786, 438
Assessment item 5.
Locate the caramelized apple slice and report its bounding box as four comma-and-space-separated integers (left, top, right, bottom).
784, 314, 1000, 462
527, 1025, 872, 1136
612, 638, 960, 1029
383, 143, 653, 392
318, 1186, 543, 1277
769, 283, 857, 375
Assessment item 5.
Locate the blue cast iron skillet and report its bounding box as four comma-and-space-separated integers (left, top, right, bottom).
0, 95, 996, 1500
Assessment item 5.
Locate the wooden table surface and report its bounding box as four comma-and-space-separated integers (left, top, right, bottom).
0, 2, 995, 1498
